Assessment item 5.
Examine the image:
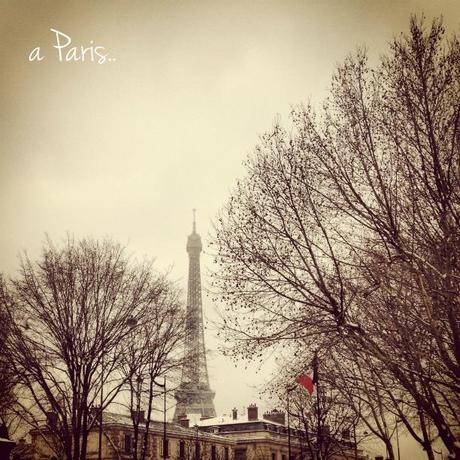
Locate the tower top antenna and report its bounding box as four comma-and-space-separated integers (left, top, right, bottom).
193, 208, 197, 233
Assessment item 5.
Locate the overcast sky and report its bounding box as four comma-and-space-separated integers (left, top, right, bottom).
1, 1, 459, 457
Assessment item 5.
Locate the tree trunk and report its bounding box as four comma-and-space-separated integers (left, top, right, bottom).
140, 376, 155, 460
80, 406, 89, 460
384, 440, 395, 460
448, 443, 460, 460
421, 443, 435, 460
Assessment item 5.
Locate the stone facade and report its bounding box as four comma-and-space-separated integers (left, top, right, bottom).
197, 406, 302, 460
30, 412, 235, 460
196, 405, 367, 460
29, 407, 367, 460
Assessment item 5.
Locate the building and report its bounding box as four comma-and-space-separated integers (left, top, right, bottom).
196, 405, 302, 460
30, 411, 235, 460
196, 405, 366, 460
174, 214, 216, 421
29, 406, 366, 460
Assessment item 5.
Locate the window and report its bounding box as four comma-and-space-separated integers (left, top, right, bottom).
281, 454, 287, 460
225, 447, 229, 460
179, 440, 186, 460
271, 453, 276, 460
235, 448, 246, 460
124, 434, 132, 454
211, 445, 217, 460
195, 442, 201, 460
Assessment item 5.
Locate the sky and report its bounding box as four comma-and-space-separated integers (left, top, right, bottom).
1, 1, 459, 458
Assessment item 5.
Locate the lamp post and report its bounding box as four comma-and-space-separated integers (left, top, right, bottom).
353, 420, 357, 460
287, 389, 292, 460
97, 352, 104, 460
286, 384, 297, 460
136, 375, 144, 420
395, 418, 401, 460
163, 377, 167, 460
154, 376, 167, 460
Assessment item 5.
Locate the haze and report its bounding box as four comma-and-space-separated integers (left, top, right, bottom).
1, 1, 459, 458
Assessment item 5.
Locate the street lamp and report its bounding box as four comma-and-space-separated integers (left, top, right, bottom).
287, 391, 292, 460
136, 375, 144, 422
154, 376, 167, 460
395, 418, 401, 460
286, 385, 297, 460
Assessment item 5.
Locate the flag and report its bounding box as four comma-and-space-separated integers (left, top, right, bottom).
296, 353, 318, 395
296, 374, 315, 395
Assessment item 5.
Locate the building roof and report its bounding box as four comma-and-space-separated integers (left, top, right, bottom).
101, 412, 234, 444
29, 411, 235, 445
0, 437, 16, 445
196, 414, 285, 428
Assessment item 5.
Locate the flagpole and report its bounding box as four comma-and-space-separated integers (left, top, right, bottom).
287, 387, 292, 460
314, 351, 321, 460
294, 354, 319, 459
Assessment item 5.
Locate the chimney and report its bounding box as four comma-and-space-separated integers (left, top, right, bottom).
247, 404, 258, 421
179, 416, 189, 428
263, 409, 285, 426
232, 408, 237, 420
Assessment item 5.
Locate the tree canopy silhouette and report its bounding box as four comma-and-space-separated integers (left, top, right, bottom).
213, 17, 460, 460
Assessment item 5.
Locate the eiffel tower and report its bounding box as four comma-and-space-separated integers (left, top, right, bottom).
173, 211, 216, 422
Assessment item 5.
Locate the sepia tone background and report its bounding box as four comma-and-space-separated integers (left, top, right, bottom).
1, 1, 459, 458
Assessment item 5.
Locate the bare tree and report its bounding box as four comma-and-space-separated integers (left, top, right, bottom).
265, 354, 366, 460
2, 236, 177, 460
0, 276, 20, 437
326, 347, 412, 460
212, 17, 460, 459
328, 322, 442, 460
121, 280, 187, 460
288, 390, 360, 460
